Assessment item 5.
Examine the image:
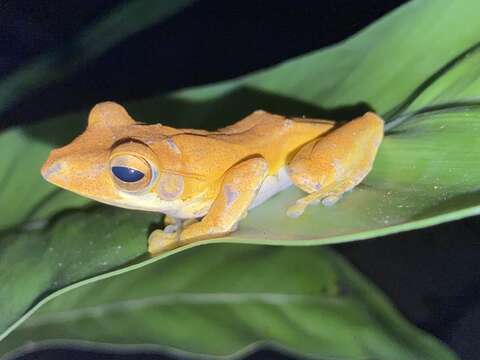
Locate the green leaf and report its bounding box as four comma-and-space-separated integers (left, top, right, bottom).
393, 43, 480, 116
0, 207, 156, 343
1, 0, 479, 356
0, 245, 457, 360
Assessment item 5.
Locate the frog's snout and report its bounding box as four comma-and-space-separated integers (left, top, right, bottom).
40, 148, 120, 202
41, 156, 65, 183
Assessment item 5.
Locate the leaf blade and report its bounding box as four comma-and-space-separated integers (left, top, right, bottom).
1, 2, 480, 356
0, 245, 457, 360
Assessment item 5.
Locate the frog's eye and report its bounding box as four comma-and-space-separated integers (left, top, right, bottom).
110, 154, 153, 192
111, 166, 144, 182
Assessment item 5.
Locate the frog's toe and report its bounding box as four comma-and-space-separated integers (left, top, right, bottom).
321, 194, 340, 206
163, 215, 176, 227
286, 192, 342, 218
163, 224, 178, 233
163, 218, 199, 234
148, 229, 179, 255
286, 201, 308, 218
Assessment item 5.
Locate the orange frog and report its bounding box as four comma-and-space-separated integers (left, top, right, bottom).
41, 102, 383, 254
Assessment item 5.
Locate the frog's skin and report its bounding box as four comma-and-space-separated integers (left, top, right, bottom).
41, 102, 384, 254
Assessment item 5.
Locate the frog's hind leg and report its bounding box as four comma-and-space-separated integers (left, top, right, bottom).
286, 112, 384, 218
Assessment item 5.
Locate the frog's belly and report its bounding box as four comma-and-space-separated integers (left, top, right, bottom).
249, 166, 292, 209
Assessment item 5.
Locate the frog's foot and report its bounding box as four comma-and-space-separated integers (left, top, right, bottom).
149, 218, 200, 254
148, 229, 181, 254
286, 189, 343, 218
163, 215, 176, 227
162, 217, 198, 233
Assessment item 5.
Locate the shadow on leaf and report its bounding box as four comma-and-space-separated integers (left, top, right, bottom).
24, 86, 373, 145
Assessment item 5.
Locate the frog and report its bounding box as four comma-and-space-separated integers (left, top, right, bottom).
41, 101, 384, 254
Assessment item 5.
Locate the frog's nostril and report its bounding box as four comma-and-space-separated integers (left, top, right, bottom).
41, 160, 63, 180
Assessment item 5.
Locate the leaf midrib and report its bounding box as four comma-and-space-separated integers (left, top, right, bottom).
23, 292, 341, 328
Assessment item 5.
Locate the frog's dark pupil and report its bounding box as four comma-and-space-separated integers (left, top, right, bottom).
112, 166, 145, 182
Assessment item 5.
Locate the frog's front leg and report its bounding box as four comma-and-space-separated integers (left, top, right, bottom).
148, 157, 268, 254
287, 112, 384, 217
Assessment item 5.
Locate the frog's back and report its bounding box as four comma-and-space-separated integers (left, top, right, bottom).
215, 110, 335, 173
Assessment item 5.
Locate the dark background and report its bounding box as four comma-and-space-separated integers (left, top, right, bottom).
1, 1, 479, 359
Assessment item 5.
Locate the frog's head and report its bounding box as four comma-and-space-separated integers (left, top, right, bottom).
41, 102, 185, 211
